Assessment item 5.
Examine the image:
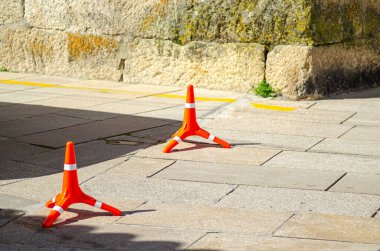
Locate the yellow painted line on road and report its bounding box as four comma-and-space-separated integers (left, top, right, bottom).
0, 79, 236, 103
153, 93, 236, 103
251, 103, 297, 112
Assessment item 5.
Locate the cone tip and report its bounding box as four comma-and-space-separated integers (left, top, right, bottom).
65, 141, 76, 165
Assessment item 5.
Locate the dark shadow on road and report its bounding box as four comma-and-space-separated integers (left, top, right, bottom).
0, 102, 180, 180
321, 86, 380, 100
0, 209, 213, 251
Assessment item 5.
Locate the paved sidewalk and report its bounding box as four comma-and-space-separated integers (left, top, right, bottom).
0, 72, 379, 250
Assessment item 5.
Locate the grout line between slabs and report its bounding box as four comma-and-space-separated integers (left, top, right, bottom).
325, 173, 347, 191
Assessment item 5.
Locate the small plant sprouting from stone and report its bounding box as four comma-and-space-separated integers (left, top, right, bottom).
0, 66, 8, 72
253, 80, 279, 98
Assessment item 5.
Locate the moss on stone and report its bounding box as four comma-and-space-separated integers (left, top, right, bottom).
68, 33, 118, 60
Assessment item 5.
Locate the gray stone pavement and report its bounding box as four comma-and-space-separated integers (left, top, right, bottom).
0, 72, 379, 250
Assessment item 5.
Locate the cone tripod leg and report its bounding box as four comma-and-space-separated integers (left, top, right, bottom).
42, 141, 122, 228
196, 128, 231, 148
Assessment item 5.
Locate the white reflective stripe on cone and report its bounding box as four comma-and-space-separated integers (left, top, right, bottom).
53, 206, 64, 214
64, 164, 77, 171
94, 201, 102, 209
208, 134, 215, 141
185, 103, 195, 108
173, 136, 182, 143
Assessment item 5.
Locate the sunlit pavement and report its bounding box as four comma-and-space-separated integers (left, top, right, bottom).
0, 72, 379, 250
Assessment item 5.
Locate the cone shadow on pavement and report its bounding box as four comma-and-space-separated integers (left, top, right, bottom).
162, 85, 231, 153
42, 141, 122, 228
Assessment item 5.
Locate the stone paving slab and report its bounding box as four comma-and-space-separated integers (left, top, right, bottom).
82, 175, 235, 205
341, 126, 380, 141
131, 124, 182, 141
0, 160, 55, 186
0, 140, 50, 161
0, 157, 126, 202
274, 213, 380, 244
138, 106, 209, 120
17, 75, 83, 85
154, 160, 344, 190
0, 193, 39, 211
217, 185, 380, 217
0, 87, 17, 94
25, 198, 144, 226
26, 95, 116, 110
0, 218, 205, 251
0, 114, 91, 138
17, 115, 173, 148
106, 135, 159, 145
136, 142, 281, 166
312, 100, 380, 114
17, 140, 132, 170
0, 92, 54, 104
55, 108, 123, 121
0, 209, 24, 227
118, 202, 293, 235
85, 100, 178, 116
0, 103, 63, 123
0, 244, 108, 251
189, 233, 380, 251
264, 151, 380, 174
189, 128, 323, 151
201, 117, 353, 138
213, 105, 355, 124
310, 138, 380, 157
105, 157, 175, 178
330, 173, 380, 195
345, 112, 380, 126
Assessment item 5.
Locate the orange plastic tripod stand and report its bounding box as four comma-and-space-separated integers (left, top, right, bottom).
162, 85, 231, 153
42, 142, 122, 228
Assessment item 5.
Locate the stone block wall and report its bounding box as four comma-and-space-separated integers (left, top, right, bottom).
0, 0, 379, 99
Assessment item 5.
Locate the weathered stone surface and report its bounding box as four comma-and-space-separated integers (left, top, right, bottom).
274, 213, 380, 244
155, 160, 344, 190
121, 38, 265, 92
0, 27, 69, 76
266, 41, 380, 100
0, 27, 122, 81
140, 0, 379, 46
264, 151, 380, 174
25, 0, 69, 30
189, 233, 380, 251
118, 202, 293, 234
310, 138, 380, 157
0, 0, 24, 25
218, 185, 380, 217
136, 142, 281, 166
330, 173, 380, 195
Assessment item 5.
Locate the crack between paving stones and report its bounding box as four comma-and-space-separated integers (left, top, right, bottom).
305, 138, 326, 152
147, 160, 177, 178
0, 212, 25, 228
214, 185, 239, 204
340, 112, 357, 125
79, 158, 129, 185
337, 125, 356, 139
306, 102, 317, 109
184, 232, 210, 250
271, 213, 295, 236
325, 173, 347, 191
371, 207, 380, 218
259, 150, 283, 166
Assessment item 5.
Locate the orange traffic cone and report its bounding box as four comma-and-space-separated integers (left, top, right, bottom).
162, 85, 231, 153
42, 141, 122, 228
